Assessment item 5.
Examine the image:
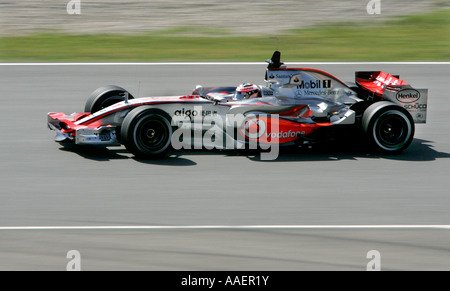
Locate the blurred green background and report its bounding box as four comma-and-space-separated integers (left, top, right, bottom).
0, 8, 448, 62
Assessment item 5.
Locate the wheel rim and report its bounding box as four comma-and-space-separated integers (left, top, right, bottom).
373, 110, 411, 151
135, 117, 170, 153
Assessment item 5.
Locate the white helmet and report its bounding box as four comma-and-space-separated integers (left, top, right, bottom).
233, 83, 261, 100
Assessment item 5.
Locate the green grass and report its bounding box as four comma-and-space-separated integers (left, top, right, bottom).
0, 9, 448, 62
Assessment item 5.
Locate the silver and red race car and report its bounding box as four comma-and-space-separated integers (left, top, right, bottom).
47, 51, 428, 159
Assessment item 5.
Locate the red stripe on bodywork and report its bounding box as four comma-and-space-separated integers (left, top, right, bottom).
76, 99, 213, 125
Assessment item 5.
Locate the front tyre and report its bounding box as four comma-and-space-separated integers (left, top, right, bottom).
85, 85, 134, 113
362, 102, 414, 154
121, 107, 173, 159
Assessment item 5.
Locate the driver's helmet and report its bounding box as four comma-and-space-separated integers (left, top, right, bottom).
233, 83, 261, 100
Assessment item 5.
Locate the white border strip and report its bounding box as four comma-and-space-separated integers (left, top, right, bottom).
0, 225, 449, 230
1, 62, 449, 66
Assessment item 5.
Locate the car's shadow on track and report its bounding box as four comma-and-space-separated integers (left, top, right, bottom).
244, 138, 450, 162
58, 138, 449, 165
377, 139, 450, 162
58, 144, 198, 166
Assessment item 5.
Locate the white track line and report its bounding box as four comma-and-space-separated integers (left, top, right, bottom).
1, 62, 449, 66
0, 225, 449, 230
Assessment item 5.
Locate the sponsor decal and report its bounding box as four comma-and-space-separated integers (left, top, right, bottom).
179, 95, 198, 99
267, 72, 296, 79
174, 108, 218, 119
262, 89, 274, 96
296, 89, 341, 96
372, 72, 406, 88
396, 89, 421, 103
272, 74, 292, 79
296, 80, 331, 89
404, 103, 427, 110
295, 89, 342, 97
266, 130, 305, 139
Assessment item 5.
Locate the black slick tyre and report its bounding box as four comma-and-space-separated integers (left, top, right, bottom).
85, 85, 134, 113
362, 101, 414, 154
120, 107, 173, 159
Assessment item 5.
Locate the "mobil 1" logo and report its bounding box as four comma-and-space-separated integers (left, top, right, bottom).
296, 79, 331, 89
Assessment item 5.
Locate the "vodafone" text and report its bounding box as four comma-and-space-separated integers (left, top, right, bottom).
266, 130, 305, 139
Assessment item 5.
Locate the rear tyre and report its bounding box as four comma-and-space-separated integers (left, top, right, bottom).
362, 101, 414, 154
85, 85, 134, 113
121, 107, 173, 159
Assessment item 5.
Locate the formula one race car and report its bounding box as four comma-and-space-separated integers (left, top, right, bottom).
47, 51, 428, 159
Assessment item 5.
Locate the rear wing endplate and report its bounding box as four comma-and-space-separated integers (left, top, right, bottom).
356, 71, 428, 123
382, 85, 428, 123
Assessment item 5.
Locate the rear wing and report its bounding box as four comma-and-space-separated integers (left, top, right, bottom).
356, 71, 428, 123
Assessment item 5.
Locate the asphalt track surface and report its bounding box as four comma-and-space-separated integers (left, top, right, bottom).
0, 63, 449, 271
